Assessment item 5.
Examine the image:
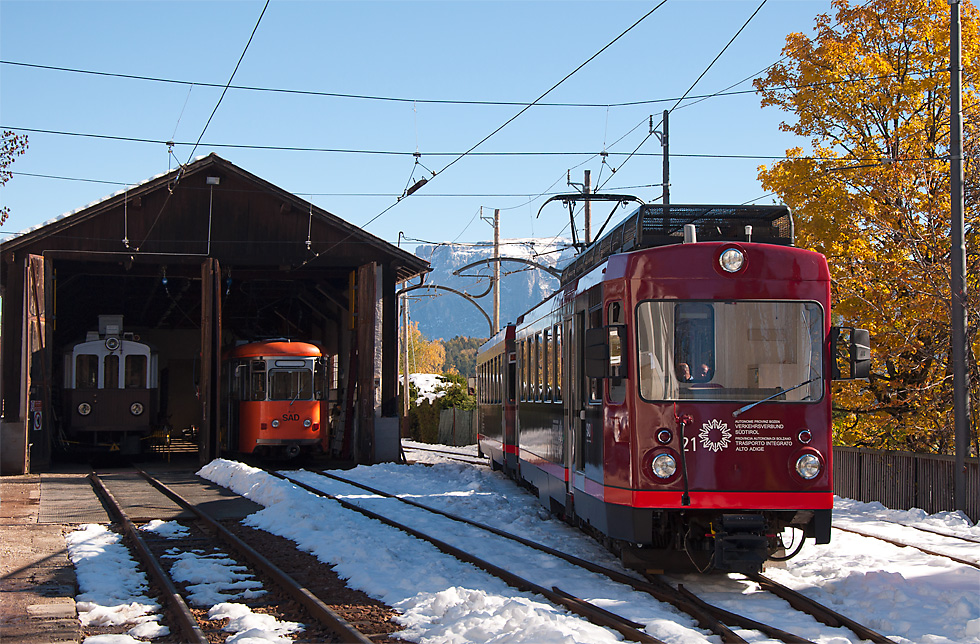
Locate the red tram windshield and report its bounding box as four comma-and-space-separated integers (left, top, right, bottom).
636, 300, 824, 403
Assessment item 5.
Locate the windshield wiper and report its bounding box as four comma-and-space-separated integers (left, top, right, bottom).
732, 377, 818, 418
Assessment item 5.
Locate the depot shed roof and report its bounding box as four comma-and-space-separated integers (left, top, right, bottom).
0, 153, 429, 283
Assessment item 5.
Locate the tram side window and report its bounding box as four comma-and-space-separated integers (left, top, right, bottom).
523, 340, 529, 401
608, 302, 627, 403
230, 362, 244, 400
588, 308, 602, 403
531, 333, 538, 401
125, 355, 147, 389
104, 355, 120, 389
250, 361, 266, 401
517, 344, 523, 401
76, 354, 98, 389
554, 325, 562, 402
543, 329, 551, 401
313, 359, 326, 400
495, 356, 502, 404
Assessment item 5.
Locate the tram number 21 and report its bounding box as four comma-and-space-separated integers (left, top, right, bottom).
682, 436, 697, 452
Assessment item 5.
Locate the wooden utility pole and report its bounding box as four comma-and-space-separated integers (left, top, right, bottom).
401, 295, 410, 437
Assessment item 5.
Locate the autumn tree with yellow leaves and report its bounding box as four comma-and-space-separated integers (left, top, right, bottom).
400, 321, 445, 375
755, 0, 979, 454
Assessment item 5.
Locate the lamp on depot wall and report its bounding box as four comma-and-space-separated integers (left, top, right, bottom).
206, 176, 220, 186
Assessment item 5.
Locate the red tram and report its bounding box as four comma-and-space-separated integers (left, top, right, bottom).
222, 340, 327, 458
477, 204, 869, 573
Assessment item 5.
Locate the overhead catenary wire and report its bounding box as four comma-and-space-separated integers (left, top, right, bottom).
135, 0, 270, 250
0, 57, 945, 109
598, 0, 771, 194
5, 127, 969, 164
291, 2, 670, 269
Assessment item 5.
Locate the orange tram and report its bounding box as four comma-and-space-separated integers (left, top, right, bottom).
222, 340, 327, 459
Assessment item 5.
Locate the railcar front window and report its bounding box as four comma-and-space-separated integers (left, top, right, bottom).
125, 355, 147, 389
270, 369, 313, 401
636, 300, 824, 402
76, 354, 98, 389
104, 355, 120, 389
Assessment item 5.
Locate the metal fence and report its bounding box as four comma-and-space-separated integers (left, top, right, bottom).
833, 446, 979, 522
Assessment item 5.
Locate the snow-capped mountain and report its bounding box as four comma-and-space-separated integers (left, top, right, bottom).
408, 238, 576, 341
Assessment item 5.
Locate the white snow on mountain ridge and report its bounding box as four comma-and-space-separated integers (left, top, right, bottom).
410, 238, 575, 341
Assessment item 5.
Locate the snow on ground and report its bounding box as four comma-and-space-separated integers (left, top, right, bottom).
198, 450, 980, 644
65, 520, 303, 643
67, 446, 980, 643
65, 524, 168, 643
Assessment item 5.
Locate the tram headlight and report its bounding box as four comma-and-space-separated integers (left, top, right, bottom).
129, 402, 144, 416
304, 419, 312, 428
651, 453, 677, 479
271, 419, 280, 428
77, 402, 92, 416
795, 454, 822, 480
719, 248, 745, 273
720, 248, 745, 272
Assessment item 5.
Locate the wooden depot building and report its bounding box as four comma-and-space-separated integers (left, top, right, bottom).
0, 153, 429, 473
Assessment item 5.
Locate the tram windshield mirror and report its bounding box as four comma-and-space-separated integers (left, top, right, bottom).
831, 327, 871, 380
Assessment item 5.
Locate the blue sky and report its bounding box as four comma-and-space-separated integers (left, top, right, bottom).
0, 0, 832, 248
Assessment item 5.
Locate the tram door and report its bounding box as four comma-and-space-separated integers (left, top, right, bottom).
571, 286, 604, 489
571, 311, 587, 476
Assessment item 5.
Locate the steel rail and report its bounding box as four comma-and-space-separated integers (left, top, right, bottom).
303, 469, 813, 644
747, 573, 897, 644
401, 444, 489, 464
135, 469, 373, 644
899, 523, 980, 545
87, 473, 207, 644
309, 468, 904, 644
832, 525, 980, 569
268, 470, 664, 644
672, 583, 811, 644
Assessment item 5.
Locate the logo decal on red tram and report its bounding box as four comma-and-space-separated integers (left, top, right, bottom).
698, 419, 732, 452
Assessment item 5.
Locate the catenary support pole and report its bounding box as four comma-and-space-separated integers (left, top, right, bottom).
950, 0, 970, 511
584, 170, 592, 246
662, 109, 670, 205
493, 209, 500, 335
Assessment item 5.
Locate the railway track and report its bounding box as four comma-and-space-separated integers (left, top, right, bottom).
831, 523, 980, 570
401, 443, 489, 465
270, 469, 664, 643
279, 467, 897, 644
85, 469, 400, 643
